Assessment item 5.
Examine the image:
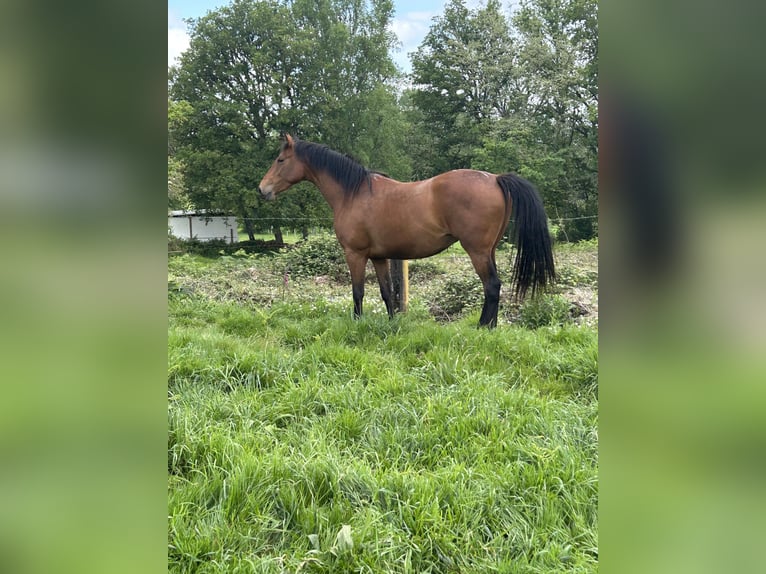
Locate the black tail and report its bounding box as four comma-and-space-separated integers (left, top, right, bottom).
496, 173, 555, 299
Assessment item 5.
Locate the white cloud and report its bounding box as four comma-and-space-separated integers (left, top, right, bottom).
390, 10, 437, 73
168, 10, 190, 68
168, 28, 190, 68
391, 11, 434, 46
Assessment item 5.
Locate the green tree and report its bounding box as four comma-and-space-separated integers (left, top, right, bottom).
169, 0, 404, 241
410, 0, 516, 174
168, 99, 192, 210
410, 0, 598, 240
509, 0, 598, 240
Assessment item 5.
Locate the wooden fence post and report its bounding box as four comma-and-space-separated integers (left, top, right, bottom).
391, 259, 409, 313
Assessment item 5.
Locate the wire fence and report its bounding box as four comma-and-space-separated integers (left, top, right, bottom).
234, 214, 599, 243
233, 214, 598, 224
168, 214, 598, 252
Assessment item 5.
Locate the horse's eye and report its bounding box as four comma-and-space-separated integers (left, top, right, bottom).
277, 158, 284, 163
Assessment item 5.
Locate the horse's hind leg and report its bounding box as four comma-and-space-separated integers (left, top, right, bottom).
371, 258, 394, 319
465, 249, 501, 328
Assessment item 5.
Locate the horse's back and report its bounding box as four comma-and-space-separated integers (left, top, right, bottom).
430, 169, 507, 224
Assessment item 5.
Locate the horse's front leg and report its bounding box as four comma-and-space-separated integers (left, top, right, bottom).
344, 250, 368, 319
371, 258, 394, 319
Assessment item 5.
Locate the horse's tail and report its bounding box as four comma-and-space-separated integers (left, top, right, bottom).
496, 173, 556, 299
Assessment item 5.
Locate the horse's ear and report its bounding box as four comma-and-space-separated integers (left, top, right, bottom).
284, 133, 294, 148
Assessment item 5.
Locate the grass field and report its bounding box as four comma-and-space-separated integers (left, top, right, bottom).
168, 237, 598, 572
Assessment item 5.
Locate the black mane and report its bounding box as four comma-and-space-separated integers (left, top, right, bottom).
292, 139, 371, 197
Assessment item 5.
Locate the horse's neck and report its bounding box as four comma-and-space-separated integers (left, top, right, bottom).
312, 173, 347, 212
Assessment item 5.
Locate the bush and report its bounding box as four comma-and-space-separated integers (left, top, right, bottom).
427, 275, 484, 320
168, 236, 284, 257
518, 293, 573, 328
555, 265, 599, 288
408, 259, 446, 280
276, 233, 348, 281
168, 237, 229, 257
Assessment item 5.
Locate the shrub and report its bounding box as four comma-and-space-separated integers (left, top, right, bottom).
168, 237, 229, 258
555, 265, 599, 288
276, 233, 348, 281
427, 275, 484, 320
518, 293, 573, 328
168, 237, 283, 257
408, 259, 446, 280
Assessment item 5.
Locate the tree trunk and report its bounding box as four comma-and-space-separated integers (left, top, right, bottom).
301, 224, 309, 240
238, 201, 256, 241
273, 225, 284, 245
242, 217, 256, 241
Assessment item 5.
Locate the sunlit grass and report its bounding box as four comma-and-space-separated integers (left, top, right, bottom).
168, 243, 598, 572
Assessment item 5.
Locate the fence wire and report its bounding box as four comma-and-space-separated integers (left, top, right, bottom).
233, 214, 597, 223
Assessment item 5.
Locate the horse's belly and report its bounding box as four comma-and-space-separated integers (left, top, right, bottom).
370, 234, 456, 260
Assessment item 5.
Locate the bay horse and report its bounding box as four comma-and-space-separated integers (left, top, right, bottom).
258, 134, 555, 327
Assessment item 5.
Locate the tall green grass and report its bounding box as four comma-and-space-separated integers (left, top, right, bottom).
169, 246, 597, 572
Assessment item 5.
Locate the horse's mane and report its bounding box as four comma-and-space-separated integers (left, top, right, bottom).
291, 139, 372, 197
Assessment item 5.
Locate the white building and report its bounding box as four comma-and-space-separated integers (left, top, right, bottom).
168, 210, 238, 243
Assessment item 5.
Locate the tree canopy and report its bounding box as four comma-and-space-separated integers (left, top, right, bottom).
168, 0, 598, 242
409, 0, 597, 240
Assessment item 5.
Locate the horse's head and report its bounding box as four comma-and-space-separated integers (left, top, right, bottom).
258, 134, 306, 201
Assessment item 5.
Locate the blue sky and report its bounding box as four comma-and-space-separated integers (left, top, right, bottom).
168, 0, 452, 73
